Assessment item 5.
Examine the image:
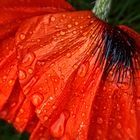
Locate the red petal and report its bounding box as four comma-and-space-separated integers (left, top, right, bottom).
0, 0, 73, 40
0, 7, 140, 140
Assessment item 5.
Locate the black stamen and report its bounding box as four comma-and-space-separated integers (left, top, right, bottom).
102, 25, 139, 82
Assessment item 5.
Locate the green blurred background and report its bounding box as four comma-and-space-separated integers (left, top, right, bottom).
0, 0, 140, 140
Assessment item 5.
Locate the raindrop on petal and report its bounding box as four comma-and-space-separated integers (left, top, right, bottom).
18, 70, 26, 80
67, 24, 72, 28
97, 117, 103, 124
51, 16, 56, 22
20, 108, 24, 113
22, 52, 35, 66
60, 31, 66, 36
31, 93, 44, 107
73, 31, 77, 35
66, 53, 72, 58
20, 33, 25, 40
8, 79, 14, 86
75, 22, 78, 25
78, 61, 89, 77
2, 75, 7, 81
50, 111, 70, 138
116, 123, 122, 129
28, 68, 33, 74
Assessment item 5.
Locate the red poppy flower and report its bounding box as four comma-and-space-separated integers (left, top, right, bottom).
0, 0, 140, 140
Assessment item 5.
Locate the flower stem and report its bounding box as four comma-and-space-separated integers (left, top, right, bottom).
93, 0, 112, 21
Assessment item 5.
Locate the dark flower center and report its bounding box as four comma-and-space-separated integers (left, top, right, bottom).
102, 25, 140, 82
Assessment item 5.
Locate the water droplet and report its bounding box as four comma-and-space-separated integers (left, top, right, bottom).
49, 96, 53, 100
15, 117, 20, 122
8, 79, 14, 86
44, 116, 48, 121
31, 93, 44, 107
97, 117, 103, 124
18, 70, 26, 80
73, 64, 78, 69
60, 31, 66, 36
75, 22, 78, 25
51, 16, 56, 22
130, 109, 135, 114
20, 109, 24, 113
52, 105, 57, 109
97, 129, 102, 135
73, 31, 77, 35
22, 52, 35, 66
62, 14, 66, 18
50, 111, 69, 138
90, 20, 94, 23
11, 102, 16, 107
66, 53, 72, 58
116, 123, 122, 129
37, 39, 41, 42
67, 24, 72, 28
2, 75, 7, 81
36, 109, 41, 114
82, 113, 85, 117
28, 68, 33, 74
78, 61, 89, 77
88, 15, 91, 19
103, 86, 106, 91
20, 33, 25, 40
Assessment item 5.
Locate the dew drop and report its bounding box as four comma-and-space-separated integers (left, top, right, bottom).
31, 93, 44, 107
73, 64, 78, 69
15, 117, 20, 122
88, 15, 91, 19
49, 96, 54, 100
78, 61, 89, 77
62, 14, 66, 18
60, 31, 66, 36
97, 117, 103, 124
73, 31, 77, 35
103, 86, 106, 91
2, 75, 7, 81
82, 113, 85, 117
20, 33, 25, 40
50, 111, 69, 138
75, 22, 78, 25
66, 53, 72, 58
116, 123, 122, 129
11, 102, 16, 107
8, 79, 14, 86
28, 68, 33, 74
51, 16, 56, 22
22, 52, 35, 66
44, 116, 48, 121
52, 105, 57, 109
67, 24, 72, 28
20, 109, 24, 113
18, 70, 26, 80
130, 109, 135, 114
97, 129, 102, 135
37, 39, 41, 42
